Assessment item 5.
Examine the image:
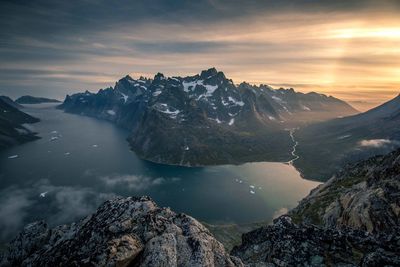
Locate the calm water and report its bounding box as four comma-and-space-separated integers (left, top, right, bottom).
0, 104, 320, 241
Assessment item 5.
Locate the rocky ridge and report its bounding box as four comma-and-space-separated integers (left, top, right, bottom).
1, 196, 242, 267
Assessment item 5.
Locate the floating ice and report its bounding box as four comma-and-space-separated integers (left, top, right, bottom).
249, 185, 255, 189
107, 110, 116, 116
8, 155, 18, 159
39, 191, 48, 198
250, 190, 255, 194
50, 136, 59, 141
64, 152, 71, 156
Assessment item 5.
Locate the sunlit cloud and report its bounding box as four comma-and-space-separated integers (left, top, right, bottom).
0, 1, 399, 111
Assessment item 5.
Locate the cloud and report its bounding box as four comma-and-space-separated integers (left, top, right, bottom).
100, 174, 180, 191
0, 187, 34, 240
0, 179, 116, 242
359, 139, 399, 148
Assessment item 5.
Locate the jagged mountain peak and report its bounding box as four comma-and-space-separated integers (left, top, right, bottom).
200, 67, 218, 78
154, 72, 165, 81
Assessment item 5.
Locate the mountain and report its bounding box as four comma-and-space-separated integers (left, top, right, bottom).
0, 97, 40, 149
295, 94, 400, 181
15, 95, 61, 104
58, 68, 357, 166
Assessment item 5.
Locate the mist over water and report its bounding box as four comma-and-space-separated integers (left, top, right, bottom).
0, 104, 319, 241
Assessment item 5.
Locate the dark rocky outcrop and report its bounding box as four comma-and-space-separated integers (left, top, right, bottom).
232, 215, 400, 267
0, 96, 40, 149
15, 95, 61, 104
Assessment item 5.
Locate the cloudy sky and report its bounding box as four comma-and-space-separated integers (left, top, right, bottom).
1, 0, 400, 110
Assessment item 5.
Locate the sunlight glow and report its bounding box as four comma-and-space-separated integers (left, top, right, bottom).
332, 27, 400, 39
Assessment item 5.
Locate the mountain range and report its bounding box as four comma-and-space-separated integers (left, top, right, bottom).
58, 68, 357, 166
0, 96, 40, 150
295, 93, 400, 181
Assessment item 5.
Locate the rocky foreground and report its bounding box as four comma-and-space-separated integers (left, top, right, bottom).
1, 197, 399, 266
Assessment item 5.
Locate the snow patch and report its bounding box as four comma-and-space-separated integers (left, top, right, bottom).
183, 79, 219, 97
153, 90, 162, 97
155, 103, 181, 119
228, 96, 244, 106
120, 93, 129, 103
228, 118, 235, 126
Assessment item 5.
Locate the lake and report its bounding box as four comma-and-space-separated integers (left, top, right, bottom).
0, 104, 320, 241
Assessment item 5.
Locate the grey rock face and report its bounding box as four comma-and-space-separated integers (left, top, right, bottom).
232, 215, 400, 267
1, 196, 241, 267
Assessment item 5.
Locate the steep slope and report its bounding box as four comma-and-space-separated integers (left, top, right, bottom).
295, 94, 400, 181
1, 196, 242, 267
0, 97, 40, 149
15, 96, 61, 104
290, 148, 400, 233
59, 68, 356, 166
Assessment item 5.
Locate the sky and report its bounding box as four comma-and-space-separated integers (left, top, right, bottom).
0, 0, 400, 111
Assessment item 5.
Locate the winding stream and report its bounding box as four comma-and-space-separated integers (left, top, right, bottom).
287, 128, 300, 165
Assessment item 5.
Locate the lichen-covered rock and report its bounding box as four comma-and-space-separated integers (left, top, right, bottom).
1, 196, 241, 267
231, 215, 400, 267
290, 149, 400, 234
